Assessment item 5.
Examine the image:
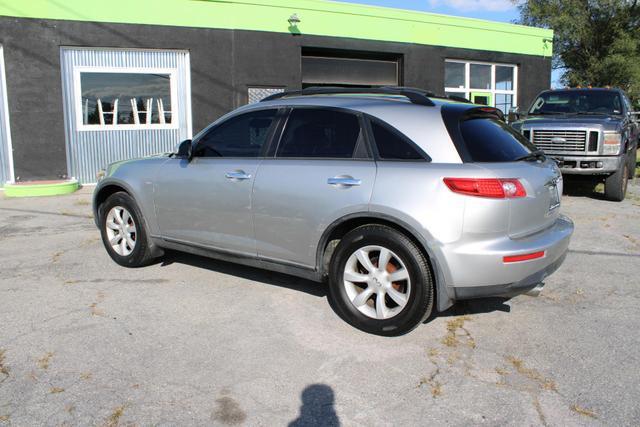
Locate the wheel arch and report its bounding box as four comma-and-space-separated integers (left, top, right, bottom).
93, 180, 164, 258
92, 181, 134, 226
316, 212, 454, 312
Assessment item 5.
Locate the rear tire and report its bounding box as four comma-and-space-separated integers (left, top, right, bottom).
99, 191, 158, 267
604, 161, 629, 202
328, 225, 434, 336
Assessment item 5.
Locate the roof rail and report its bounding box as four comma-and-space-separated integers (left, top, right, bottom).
260, 86, 436, 106
434, 95, 473, 104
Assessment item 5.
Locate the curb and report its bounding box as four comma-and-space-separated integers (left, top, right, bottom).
4, 179, 80, 197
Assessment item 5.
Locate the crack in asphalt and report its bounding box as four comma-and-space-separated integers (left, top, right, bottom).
568, 249, 640, 258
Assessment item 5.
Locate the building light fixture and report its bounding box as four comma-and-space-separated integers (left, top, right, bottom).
288, 13, 301, 25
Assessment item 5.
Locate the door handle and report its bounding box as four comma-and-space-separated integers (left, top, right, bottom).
327, 177, 362, 187
225, 171, 252, 180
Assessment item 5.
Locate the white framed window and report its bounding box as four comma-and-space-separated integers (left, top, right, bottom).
444, 59, 518, 114
73, 66, 179, 131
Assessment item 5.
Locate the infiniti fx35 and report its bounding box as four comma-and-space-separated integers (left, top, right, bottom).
93, 88, 573, 336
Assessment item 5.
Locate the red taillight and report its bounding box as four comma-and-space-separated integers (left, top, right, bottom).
503, 251, 545, 263
443, 178, 526, 198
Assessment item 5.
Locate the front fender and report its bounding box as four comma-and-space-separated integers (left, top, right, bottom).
92, 157, 169, 235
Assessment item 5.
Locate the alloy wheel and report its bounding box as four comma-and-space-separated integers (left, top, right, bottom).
105, 206, 137, 256
343, 245, 411, 320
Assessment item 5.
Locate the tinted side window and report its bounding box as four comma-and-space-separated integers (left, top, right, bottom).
370, 120, 425, 160
277, 109, 361, 158
460, 118, 535, 162
195, 109, 277, 158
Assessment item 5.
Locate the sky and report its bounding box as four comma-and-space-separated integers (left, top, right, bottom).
334, 0, 561, 86
335, 0, 520, 22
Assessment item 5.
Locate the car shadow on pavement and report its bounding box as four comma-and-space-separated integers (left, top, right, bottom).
159, 250, 327, 297
158, 251, 512, 327
434, 297, 511, 320
562, 177, 607, 200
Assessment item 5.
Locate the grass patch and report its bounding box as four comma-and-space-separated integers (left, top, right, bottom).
90, 303, 105, 317
51, 251, 63, 263
37, 352, 54, 370
506, 356, 557, 391
571, 404, 598, 419
0, 349, 8, 377
419, 375, 442, 398
103, 405, 126, 427
442, 315, 475, 349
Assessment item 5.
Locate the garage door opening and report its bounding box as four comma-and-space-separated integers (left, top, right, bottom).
302, 49, 401, 88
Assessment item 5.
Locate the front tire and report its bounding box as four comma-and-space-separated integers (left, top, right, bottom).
328, 225, 434, 336
99, 191, 157, 267
604, 160, 629, 202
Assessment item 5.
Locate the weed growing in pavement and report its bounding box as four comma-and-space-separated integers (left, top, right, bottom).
103, 405, 127, 427
0, 349, 8, 377
37, 352, 54, 370
571, 404, 598, 419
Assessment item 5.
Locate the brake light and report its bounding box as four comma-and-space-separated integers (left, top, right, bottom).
503, 251, 545, 263
443, 178, 526, 198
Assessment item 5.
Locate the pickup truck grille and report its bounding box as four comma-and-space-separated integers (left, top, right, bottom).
532, 130, 587, 152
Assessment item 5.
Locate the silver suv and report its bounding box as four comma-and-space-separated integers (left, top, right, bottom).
93, 87, 574, 336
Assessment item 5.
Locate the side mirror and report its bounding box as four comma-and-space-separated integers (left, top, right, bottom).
507, 106, 521, 123
176, 139, 193, 161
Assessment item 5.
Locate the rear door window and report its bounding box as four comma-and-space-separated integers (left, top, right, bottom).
276, 109, 363, 158
370, 119, 427, 160
460, 117, 536, 162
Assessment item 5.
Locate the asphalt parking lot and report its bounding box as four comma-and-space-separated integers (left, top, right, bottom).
1, 181, 639, 426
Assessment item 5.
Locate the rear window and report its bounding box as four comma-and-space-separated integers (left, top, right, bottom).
460, 118, 536, 162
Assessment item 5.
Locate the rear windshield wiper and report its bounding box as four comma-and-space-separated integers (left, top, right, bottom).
515, 149, 546, 162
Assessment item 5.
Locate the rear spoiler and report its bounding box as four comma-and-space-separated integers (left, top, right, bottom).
463, 106, 505, 122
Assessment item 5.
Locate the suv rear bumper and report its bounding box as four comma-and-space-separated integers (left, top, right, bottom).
441, 215, 573, 300
453, 251, 567, 299
548, 154, 623, 175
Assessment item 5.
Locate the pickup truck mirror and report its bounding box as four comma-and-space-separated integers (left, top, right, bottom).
176, 139, 193, 161
508, 106, 521, 123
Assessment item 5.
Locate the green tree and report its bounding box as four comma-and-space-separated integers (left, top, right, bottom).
515, 0, 640, 103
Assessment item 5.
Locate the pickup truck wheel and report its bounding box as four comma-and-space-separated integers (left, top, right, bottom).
604, 161, 629, 202
99, 191, 157, 267
328, 224, 434, 336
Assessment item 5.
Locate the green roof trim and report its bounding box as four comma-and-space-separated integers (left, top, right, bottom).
0, 0, 553, 56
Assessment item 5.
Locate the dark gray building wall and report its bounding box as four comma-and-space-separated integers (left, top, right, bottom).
0, 16, 551, 181
0, 17, 234, 181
